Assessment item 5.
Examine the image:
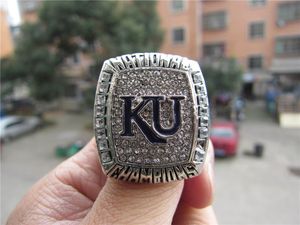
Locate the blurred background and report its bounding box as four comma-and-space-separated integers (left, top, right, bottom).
1, 0, 299, 224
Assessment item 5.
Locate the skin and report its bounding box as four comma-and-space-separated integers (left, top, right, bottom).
7, 138, 218, 225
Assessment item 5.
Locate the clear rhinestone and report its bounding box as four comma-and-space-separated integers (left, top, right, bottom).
136, 158, 142, 163
96, 95, 106, 105
197, 138, 206, 147
195, 85, 204, 94
97, 133, 106, 141
179, 154, 187, 160
126, 148, 133, 154
150, 80, 155, 86
141, 148, 148, 154
199, 127, 209, 138
163, 157, 169, 162
149, 149, 156, 155
198, 106, 209, 115
194, 147, 205, 162
102, 72, 111, 82
119, 155, 126, 162
122, 140, 129, 145
101, 152, 112, 163
128, 156, 135, 162
153, 158, 160, 163
99, 139, 108, 150
95, 118, 105, 128
165, 148, 171, 154
157, 148, 164, 154
193, 73, 202, 84
154, 71, 160, 76
200, 116, 209, 126
96, 128, 106, 138
95, 106, 104, 117
99, 83, 109, 93
170, 155, 176, 162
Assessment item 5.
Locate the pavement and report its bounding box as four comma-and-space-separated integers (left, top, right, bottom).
1, 112, 93, 224
214, 102, 300, 224
1, 102, 300, 224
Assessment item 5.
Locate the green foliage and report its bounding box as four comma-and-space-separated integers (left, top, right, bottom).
27, 49, 65, 101
101, 0, 163, 56
1, 56, 26, 98
202, 58, 243, 98
1, 22, 64, 101
38, 0, 163, 60
1, 57, 23, 82
2, 0, 163, 102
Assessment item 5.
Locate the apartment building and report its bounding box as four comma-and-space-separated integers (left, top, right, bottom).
158, 0, 300, 96
0, 9, 14, 59
16, 0, 300, 95
157, 0, 201, 60
202, 0, 300, 96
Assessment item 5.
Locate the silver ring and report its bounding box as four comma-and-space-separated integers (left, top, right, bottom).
94, 53, 209, 183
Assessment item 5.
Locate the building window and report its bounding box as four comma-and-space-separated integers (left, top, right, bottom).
203, 43, 225, 58
203, 11, 227, 30
171, 0, 185, 12
275, 36, 300, 56
277, 2, 300, 24
172, 27, 185, 44
249, 0, 266, 6
249, 22, 265, 39
248, 55, 263, 70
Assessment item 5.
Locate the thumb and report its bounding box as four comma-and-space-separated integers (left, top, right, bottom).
83, 179, 184, 225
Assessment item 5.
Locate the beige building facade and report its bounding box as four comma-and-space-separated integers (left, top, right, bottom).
0, 9, 14, 59
158, 0, 300, 96
202, 0, 300, 73
157, 0, 201, 61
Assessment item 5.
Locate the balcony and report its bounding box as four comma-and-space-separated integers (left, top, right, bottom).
270, 58, 300, 74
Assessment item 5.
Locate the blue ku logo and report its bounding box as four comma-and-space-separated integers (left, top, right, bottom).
120, 96, 185, 144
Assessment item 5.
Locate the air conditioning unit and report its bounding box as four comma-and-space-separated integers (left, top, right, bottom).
276, 19, 286, 27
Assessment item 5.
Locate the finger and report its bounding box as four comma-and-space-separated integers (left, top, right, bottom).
180, 140, 214, 208
172, 141, 216, 224
55, 137, 106, 201
7, 138, 106, 224
83, 179, 184, 225
172, 205, 218, 225
82, 141, 214, 224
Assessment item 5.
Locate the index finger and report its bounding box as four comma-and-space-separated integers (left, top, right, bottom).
54, 137, 107, 201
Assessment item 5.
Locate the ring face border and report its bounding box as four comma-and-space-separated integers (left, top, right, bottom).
94, 53, 209, 183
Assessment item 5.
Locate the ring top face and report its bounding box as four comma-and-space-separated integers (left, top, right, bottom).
94, 53, 209, 183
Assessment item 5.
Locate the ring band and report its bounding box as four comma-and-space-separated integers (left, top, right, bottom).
94, 53, 209, 183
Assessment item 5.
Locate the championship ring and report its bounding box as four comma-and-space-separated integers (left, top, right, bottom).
94, 53, 209, 183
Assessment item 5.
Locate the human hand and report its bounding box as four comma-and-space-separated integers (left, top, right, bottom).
7, 138, 217, 225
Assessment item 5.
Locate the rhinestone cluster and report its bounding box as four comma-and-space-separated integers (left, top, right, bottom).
94, 70, 114, 169
94, 53, 210, 183
192, 71, 210, 163
111, 69, 195, 166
